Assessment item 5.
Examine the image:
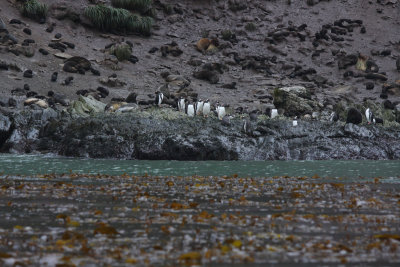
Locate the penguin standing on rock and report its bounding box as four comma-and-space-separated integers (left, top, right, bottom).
196, 99, 204, 116
365, 108, 375, 124
329, 111, 339, 122
216, 102, 226, 120
292, 116, 298, 126
178, 96, 185, 112
203, 99, 210, 117
155, 91, 163, 106
186, 101, 195, 117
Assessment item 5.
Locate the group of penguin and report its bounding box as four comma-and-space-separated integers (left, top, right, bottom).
154, 91, 382, 126
154, 91, 227, 120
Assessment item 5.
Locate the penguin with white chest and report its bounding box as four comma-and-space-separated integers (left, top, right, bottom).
186, 101, 195, 117
365, 108, 375, 124
196, 99, 204, 116
178, 96, 185, 112
216, 102, 226, 120
202, 99, 211, 117
154, 91, 163, 106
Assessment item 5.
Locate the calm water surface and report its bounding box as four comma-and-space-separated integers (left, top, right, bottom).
0, 154, 399, 181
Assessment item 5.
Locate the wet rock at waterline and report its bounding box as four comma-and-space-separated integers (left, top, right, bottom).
0, 107, 399, 160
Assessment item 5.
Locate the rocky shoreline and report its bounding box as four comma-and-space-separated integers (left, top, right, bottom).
1, 90, 400, 160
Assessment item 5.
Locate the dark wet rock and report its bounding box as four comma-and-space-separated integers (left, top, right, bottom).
23, 28, 31, 35
149, 47, 158, 54
26, 91, 37, 97
23, 84, 30, 91
76, 89, 88, 96
380, 92, 388, 99
97, 87, 109, 98
8, 98, 17, 107
63, 76, 73, 85
62, 41, 75, 49
90, 68, 100, 76
0, 62, 9, 70
128, 55, 139, 64
338, 54, 357, 69
23, 69, 33, 78
1, 107, 399, 160
23, 38, 35, 44
383, 100, 395, 110
365, 82, 374, 90
380, 49, 391, 56
364, 72, 387, 81
9, 19, 22, 24
396, 58, 400, 71
63, 56, 91, 73
0, 113, 12, 147
346, 108, 362, 125
125, 92, 137, 103
55, 33, 62, 39
46, 25, 54, 33
39, 48, 49, 55
48, 42, 67, 52
221, 82, 237, 89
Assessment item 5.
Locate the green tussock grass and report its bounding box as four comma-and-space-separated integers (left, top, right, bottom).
84, 5, 153, 35
21, 0, 48, 22
110, 44, 132, 61
245, 22, 257, 32
111, 0, 152, 14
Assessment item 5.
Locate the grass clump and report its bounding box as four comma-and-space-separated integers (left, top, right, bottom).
21, 0, 48, 23
84, 5, 153, 35
221, 30, 232, 41
110, 43, 132, 61
245, 22, 257, 32
111, 0, 152, 14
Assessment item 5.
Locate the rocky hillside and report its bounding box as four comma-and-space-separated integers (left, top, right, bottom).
0, 0, 399, 114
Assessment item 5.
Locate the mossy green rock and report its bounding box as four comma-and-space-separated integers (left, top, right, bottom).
273, 86, 318, 117
69, 95, 106, 117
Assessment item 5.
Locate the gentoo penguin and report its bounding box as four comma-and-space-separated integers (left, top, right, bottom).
155, 91, 163, 106
216, 102, 226, 120
271, 109, 278, 119
178, 96, 185, 112
293, 116, 298, 126
187, 101, 195, 117
365, 108, 375, 124
196, 99, 204, 116
203, 99, 211, 117
329, 111, 339, 122
242, 117, 251, 134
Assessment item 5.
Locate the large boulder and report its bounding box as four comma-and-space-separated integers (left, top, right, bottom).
0, 113, 12, 148
273, 86, 318, 117
346, 108, 362, 124
69, 95, 106, 117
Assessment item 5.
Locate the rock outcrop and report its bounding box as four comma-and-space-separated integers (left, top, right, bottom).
1, 106, 399, 160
